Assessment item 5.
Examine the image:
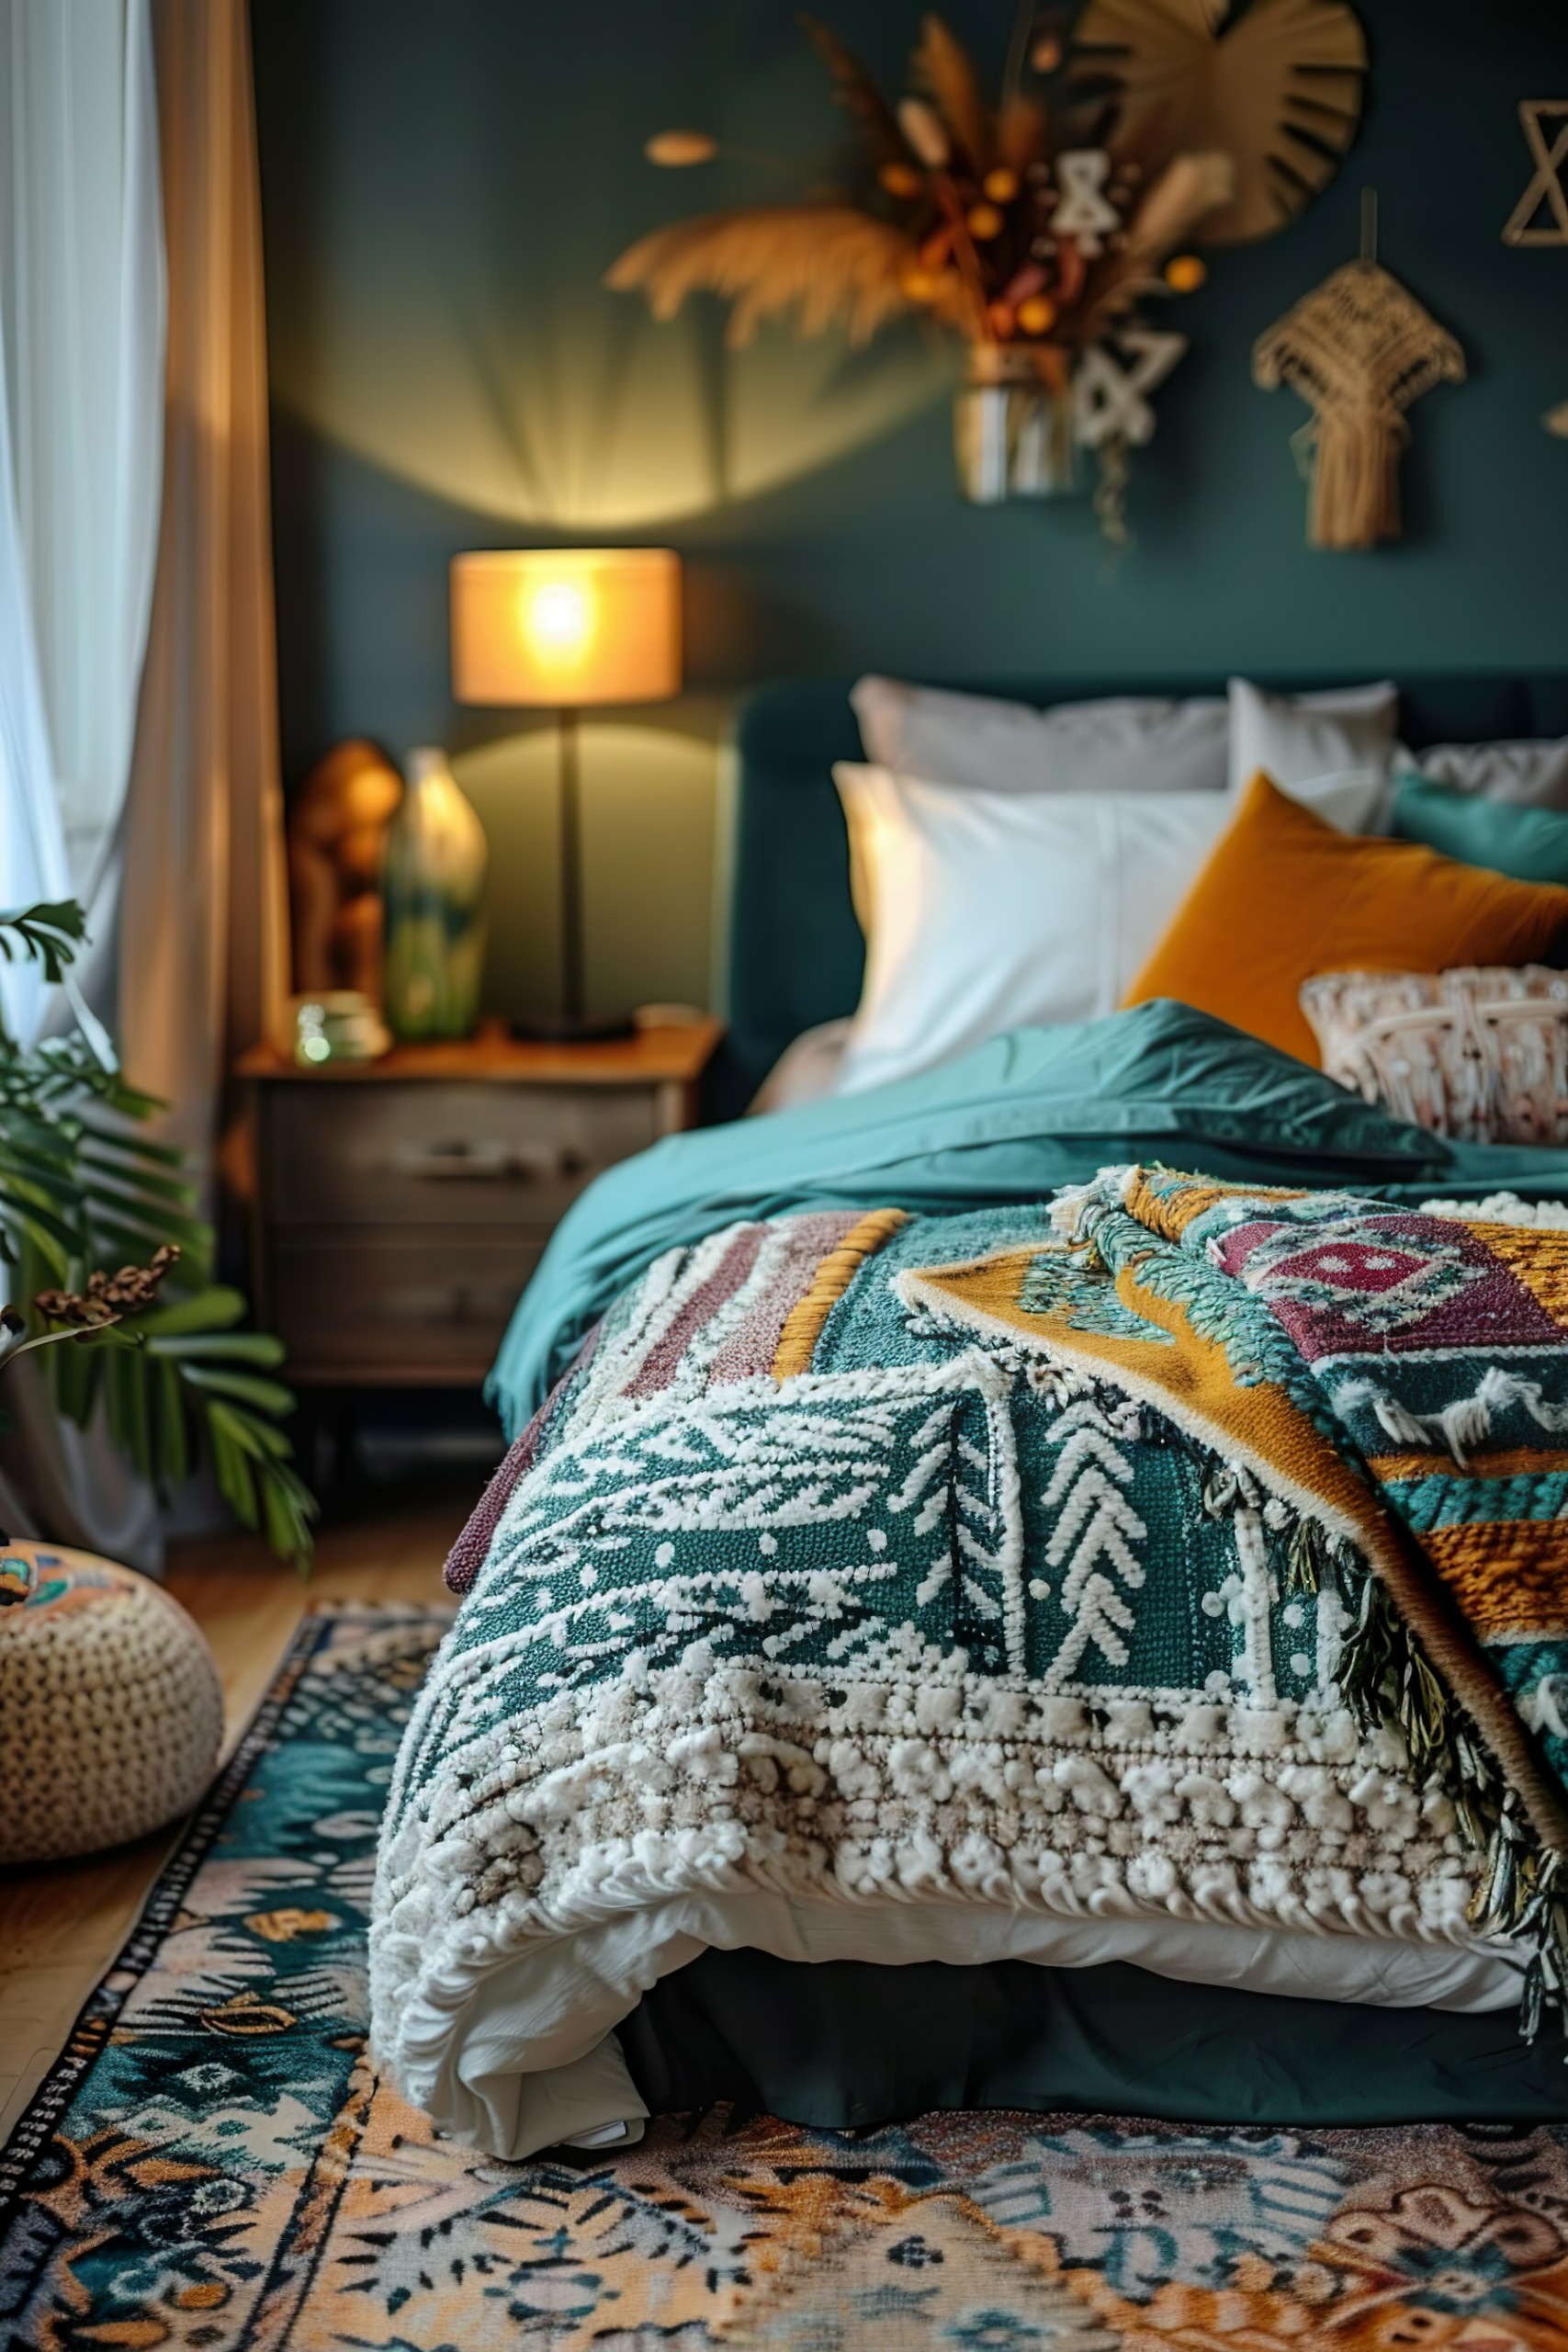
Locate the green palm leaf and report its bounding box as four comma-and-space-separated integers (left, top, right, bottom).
0, 900, 316, 1567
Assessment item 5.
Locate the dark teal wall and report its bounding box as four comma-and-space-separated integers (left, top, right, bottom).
251, 0, 1568, 1007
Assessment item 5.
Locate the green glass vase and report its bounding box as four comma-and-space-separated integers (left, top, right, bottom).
383, 749, 489, 1041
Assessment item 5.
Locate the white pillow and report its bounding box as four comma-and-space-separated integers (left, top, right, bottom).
831, 767, 1235, 1096
1417, 740, 1568, 810
852, 676, 1228, 795
831, 761, 1390, 1098
1228, 678, 1399, 798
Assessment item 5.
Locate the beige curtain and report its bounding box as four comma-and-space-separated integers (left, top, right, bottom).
0, 0, 289, 1571
120, 0, 288, 1166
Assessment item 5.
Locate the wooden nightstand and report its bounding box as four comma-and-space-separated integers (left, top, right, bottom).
234, 1019, 722, 1388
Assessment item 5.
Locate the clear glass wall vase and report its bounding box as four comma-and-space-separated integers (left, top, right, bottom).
953, 347, 1079, 505
382, 750, 489, 1041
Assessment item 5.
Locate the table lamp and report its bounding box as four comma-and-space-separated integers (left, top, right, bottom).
450, 547, 682, 1041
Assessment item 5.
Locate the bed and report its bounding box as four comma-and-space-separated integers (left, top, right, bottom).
371, 673, 1568, 2159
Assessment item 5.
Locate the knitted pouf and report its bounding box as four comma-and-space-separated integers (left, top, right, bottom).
0, 1542, 224, 1863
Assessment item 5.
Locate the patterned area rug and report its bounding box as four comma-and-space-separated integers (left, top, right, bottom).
4, 1604, 1568, 2350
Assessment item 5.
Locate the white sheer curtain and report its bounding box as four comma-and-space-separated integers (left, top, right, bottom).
0, 0, 164, 1037
0, 342, 70, 1044
0, 0, 166, 1561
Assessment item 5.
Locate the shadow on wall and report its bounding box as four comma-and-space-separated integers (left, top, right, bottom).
449, 713, 727, 1030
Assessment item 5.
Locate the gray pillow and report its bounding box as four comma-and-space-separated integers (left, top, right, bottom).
1417, 740, 1568, 810
852, 675, 1228, 796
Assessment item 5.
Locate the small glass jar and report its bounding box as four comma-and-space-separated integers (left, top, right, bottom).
953, 345, 1080, 504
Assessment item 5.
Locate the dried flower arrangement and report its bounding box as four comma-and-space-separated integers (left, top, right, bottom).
608, 1, 1367, 522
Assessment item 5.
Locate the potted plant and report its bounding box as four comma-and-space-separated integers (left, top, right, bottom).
0, 900, 314, 1568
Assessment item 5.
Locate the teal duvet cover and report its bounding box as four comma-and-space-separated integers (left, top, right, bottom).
490, 1001, 1568, 1435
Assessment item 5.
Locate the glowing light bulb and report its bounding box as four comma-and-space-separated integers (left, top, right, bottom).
524, 580, 593, 664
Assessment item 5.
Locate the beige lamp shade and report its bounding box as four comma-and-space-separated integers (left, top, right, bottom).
450, 548, 682, 707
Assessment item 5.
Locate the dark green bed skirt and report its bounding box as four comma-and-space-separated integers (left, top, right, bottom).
616, 1953, 1568, 2129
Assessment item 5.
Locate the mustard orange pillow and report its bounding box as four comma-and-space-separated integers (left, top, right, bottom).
1122, 772, 1568, 1066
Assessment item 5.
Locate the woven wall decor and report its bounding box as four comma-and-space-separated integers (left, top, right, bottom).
1252, 254, 1465, 549
1070, 0, 1367, 245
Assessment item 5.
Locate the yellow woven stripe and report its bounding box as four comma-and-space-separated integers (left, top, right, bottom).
771, 1208, 909, 1381
1370, 1447, 1568, 1483
1469, 1223, 1568, 1332
1422, 1520, 1568, 1640
1122, 1170, 1310, 1245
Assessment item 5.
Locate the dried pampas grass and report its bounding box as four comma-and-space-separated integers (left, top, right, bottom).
799, 13, 906, 164
605, 207, 922, 346
1079, 151, 1234, 334
912, 13, 991, 169
645, 130, 718, 167
994, 91, 1048, 175
1121, 152, 1235, 264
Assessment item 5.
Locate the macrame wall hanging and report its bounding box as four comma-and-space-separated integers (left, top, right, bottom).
1252, 195, 1465, 550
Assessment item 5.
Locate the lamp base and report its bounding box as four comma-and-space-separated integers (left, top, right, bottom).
508, 1009, 637, 1046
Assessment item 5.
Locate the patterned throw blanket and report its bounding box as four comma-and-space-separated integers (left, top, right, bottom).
372, 1177, 1568, 2123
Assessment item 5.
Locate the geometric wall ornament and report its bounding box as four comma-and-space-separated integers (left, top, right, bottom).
1073, 327, 1190, 450
1502, 101, 1568, 247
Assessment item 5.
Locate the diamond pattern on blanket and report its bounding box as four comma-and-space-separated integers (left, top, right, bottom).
1206, 1211, 1562, 1359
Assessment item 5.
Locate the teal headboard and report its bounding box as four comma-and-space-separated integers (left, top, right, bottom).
712, 671, 1568, 1117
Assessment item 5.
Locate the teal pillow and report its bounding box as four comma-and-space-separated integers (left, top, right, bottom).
1391, 772, 1568, 886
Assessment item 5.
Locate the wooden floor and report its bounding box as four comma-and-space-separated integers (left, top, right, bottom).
0, 1480, 467, 2150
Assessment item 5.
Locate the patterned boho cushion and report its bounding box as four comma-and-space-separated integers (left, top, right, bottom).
1300, 964, 1568, 1143
0, 1542, 223, 1861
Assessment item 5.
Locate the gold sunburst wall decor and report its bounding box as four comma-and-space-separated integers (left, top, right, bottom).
1068, 0, 1369, 245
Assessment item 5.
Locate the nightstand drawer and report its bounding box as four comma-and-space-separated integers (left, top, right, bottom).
265, 1082, 659, 1226
272, 1232, 547, 1376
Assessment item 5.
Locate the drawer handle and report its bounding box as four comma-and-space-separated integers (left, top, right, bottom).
374, 1283, 518, 1323
390, 1139, 586, 1183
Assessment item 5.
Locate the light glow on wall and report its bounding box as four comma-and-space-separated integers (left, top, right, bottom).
271, 310, 957, 530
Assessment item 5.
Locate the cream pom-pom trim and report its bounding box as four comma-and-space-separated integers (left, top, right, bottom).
1419, 1191, 1568, 1229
